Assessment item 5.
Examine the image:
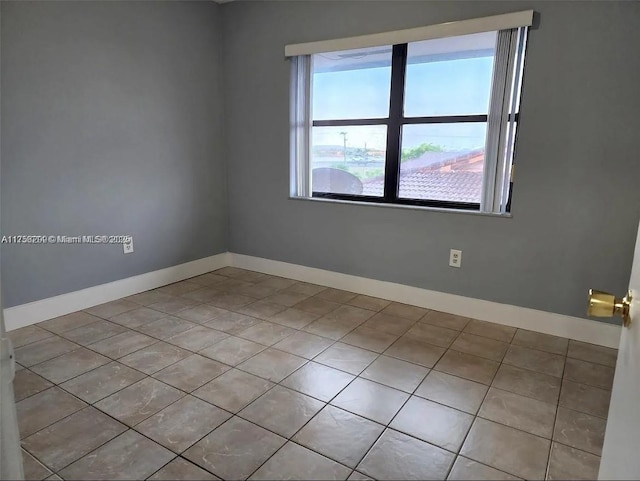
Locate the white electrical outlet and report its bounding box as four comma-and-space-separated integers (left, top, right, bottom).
123, 236, 134, 254
449, 249, 462, 268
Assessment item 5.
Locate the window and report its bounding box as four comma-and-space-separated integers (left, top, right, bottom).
288, 12, 530, 213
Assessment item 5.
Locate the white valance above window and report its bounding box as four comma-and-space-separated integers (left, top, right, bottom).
284, 10, 533, 57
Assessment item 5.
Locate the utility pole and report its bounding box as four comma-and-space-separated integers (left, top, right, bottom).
339, 132, 347, 163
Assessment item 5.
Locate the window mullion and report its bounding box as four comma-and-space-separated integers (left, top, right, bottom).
383, 44, 408, 203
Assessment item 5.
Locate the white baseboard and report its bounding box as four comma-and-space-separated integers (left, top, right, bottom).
4, 250, 621, 349
3, 253, 230, 331
230, 253, 622, 349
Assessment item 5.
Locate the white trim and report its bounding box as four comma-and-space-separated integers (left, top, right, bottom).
4, 250, 621, 349
3, 253, 230, 331
285, 10, 534, 57
230, 253, 621, 349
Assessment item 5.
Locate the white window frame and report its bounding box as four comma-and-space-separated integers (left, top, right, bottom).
288, 11, 532, 214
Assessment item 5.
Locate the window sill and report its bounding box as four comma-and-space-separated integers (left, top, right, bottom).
288, 195, 513, 218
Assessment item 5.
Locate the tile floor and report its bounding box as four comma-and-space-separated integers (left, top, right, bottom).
9, 267, 617, 480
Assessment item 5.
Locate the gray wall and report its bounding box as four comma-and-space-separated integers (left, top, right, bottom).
1, 1, 227, 307
221, 1, 640, 321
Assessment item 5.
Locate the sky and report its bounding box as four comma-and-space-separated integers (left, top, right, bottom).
312, 56, 494, 153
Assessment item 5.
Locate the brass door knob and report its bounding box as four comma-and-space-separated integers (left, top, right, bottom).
588, 289, 632, 327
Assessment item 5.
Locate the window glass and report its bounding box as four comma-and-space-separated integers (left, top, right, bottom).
311, 125, 387, 196
398, 123, 487, 203
312, 47, 392, 120
404, 32, 496, 117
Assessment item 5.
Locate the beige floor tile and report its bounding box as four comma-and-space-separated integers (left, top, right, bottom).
559, 379, 611, 419
460, 418, 550, 480
236, 283, 281, 299
295, 297, 342, 316
384, 336, 446, 368
15, 336, 79, 367
236, 300, 288, 319
420, 311, 470, 331
22, 449, 53, 481
448, 457, 520, 480
391, 396, 473, 451
283, 281, 327, 296
109, 307, 167, 329
281, 362, 355, 402
331, 378, 409, 425
315, 343, 378, 375
315, 288, 358, 304
478, 387, 557, 438
184, 417, 285, 480
357, 428, 454, 480
564, 358, 615, 390
13, 369, 54, 401
415, 370, 488, 414
237, 321, 296, 346
512, 329, 568, 356
240, 385, 325, 437
294, 405, 384, 468
136, 395, 231, 453
360, 355, 429, 393
503, 345, 565, 378
553, 407, 606, 455
208, 292, 255, 310
347, 471, 372, 480
165, 325, 229, 352
126, 290, 177, 306
405, 322, 459, 348
204, 312, 261, 334
250, 441, 351, 480
463, 319, 516, 342
60, 320, 128, 346
157, 280, 201, 296
450, 333, 509, 362
379, 302, 428, 321
198, 336, 266, 366
88, 331, 158, 359
95, 378, 184, 426
214, 278, 254, 292
265, 291, 313, 307
192, 369, 274, 412
22, 406, 127, 472
238, 348, 306, 382
273, 331, 333, 359
38, 311, 102, 335
257, 276, 298, 290
174, 304, 229, 324
341, 326, 399, 353
148, 297, 201, 315
148, 457, 219, 480
85, 299, 139, 319
16, 387, 87, 438
435, 350, 500, 385
492, 363, 561, 404
268, 308, 321, 329
303, 316, 362, 341
60, 361, 146, 404
59, 430, 174, 481
361, 312, 415, 336
31, 347, 110, 384
8, 325, 54, 348
188, 272, 227, 286
325, 305, 377, 324
547, 442, 601, 480
136, 316, 198, 341
153, 354, 230, 392
348, 295, 391, 312
119, 341, 191, 374
181, 287, 221, 303
568, 340, 617, 367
